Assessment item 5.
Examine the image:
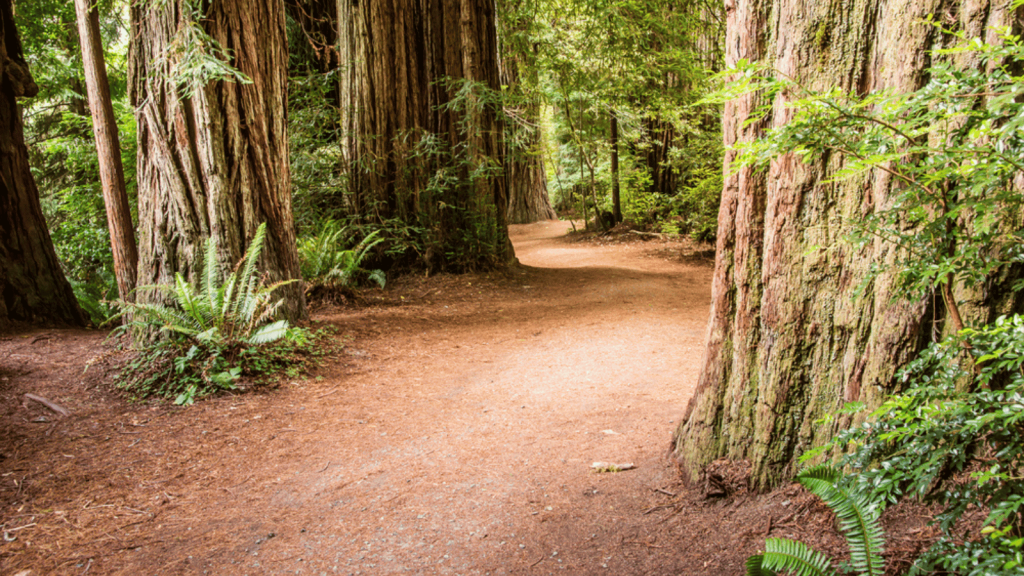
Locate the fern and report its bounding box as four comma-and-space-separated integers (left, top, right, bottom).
115, 222, 303, 404
298, 220, 387, 289
749, 538, 838, 576
746, 466, 884, 576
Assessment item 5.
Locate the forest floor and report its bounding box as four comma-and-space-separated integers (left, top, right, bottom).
0, 220, 928, 575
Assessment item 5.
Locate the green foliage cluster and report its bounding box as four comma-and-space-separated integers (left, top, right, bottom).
517, 0, 724, 236
829, 317, 1024, 575
729, 27, 1024, 322
116, 224, 310, 405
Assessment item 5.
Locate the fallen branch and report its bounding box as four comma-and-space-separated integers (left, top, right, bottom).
628, 230, 663, 240
24, 394, 70, 417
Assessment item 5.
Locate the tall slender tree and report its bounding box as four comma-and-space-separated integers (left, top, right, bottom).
0, 0, 86, 329
74, 0, 138, 302
673, 0, 1019, 490
129, 0, 306, 320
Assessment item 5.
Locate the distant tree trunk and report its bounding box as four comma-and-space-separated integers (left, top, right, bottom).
609, 111, 621, 223
338, 0, 514, 270
672, 0, 1017, 490
0, 0, 86, 329
499, 35, 555, 224
643, 117, 677, 197
129, 0, 306, 320
74, 0, 138, 303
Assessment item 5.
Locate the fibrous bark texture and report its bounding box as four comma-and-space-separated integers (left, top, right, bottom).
673, 0, 1018, 489
74, 0, 139, 303
130, 0, 306, 320
338, 0, 514, 269
0, 0, 86, 329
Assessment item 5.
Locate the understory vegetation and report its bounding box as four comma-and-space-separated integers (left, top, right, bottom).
114, 224, 321, 404
738, 28, 1024, 576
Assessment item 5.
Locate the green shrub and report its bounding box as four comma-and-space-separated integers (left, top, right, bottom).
825, 316, 1024, 575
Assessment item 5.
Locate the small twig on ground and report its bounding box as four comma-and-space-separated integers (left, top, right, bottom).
24, 393, 71, 417
642, 505, 674, 515
764, 515, 772, 536
225, 476, 251, 490
624, 540, 664, 549
317, 388, 340, 399
30, 333, 55, 344
529, 556, 545, 568
318, 461, 332, 473
654, 487, 676, 497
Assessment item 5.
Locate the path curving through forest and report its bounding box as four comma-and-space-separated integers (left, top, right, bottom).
3, 221, 760, 575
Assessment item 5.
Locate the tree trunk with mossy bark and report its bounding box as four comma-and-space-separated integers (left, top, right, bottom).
129, 0, 306, 321
0, 0, 86, 330
673, 0, 1020, 490
338, 0, 514, 270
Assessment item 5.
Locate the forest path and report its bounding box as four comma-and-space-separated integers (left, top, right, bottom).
3, 221, 771, 576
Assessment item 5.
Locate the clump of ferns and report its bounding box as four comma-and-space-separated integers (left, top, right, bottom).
114, 223, 307, 404
298, 219, 386, 302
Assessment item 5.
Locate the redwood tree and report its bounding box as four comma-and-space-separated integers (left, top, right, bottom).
673, 0, 1018, 489
0, 0, 86, 329
129, 0, 306, 320
338, 0, 514, 269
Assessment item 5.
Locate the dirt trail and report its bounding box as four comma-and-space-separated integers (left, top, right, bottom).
5, 221, 787, 575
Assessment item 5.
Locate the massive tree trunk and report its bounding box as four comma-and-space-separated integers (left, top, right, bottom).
673, 0, 1017, 490
129, 0, 306, 320
74, 0, 139, 303
0, 0, 86, 330
338, 0, 514, 270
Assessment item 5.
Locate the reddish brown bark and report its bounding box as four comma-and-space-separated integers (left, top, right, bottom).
338, 0, 514, 269
74, 0, 138, 303
673, 0, 1017, 489
130, 0, 306, 320
0, 0, 86, 329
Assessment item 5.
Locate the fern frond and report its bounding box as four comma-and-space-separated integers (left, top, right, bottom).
797, 466, 885, 576
760, 538, 836, 576
746, 554, 778, 576
173, 273, 211, 330
128, 302, 201, 336
246, 320, 290, 344
202, 238, 223, 312
235, 223, 268, 319
368, 269, 386, 288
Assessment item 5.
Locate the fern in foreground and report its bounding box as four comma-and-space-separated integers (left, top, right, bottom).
747, 466, 884, 576
116, 223, 310, 405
